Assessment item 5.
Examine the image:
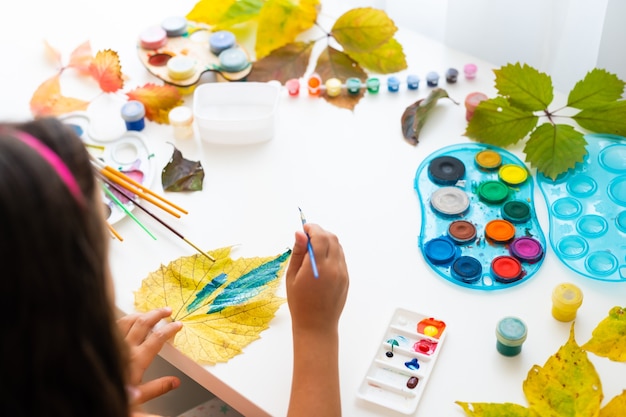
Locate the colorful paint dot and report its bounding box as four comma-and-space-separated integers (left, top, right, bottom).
407, 376, 419, 389
491, 255, 523, 283
499, 164, 528, 185
474, 149, 501, 170
404, 358, 420, 370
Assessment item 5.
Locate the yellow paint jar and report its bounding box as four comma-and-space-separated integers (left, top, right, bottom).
552, 283, 583, 322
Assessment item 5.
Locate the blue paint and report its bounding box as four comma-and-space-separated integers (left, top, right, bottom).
121, 100, 146, 131
423, 237, 458, 266
406, 75, 420, 90
451, 256, 482, 283
387, 76, 400, 92
187, 273, 227, 312
404, 358, 420, 370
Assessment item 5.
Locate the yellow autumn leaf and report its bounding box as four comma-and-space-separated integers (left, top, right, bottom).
456, 401, 536, 417
582, 306, 626, 362
345, 37, 407, 74
255, 0, 319, 59
600, 390, 626, 417
523, 323, 603, 417
134, 247, 290, 365
29, 73, 89, 117
186, 0, 238, 26
126, 83, 183, 124
331, 7, 397, 54
88, 49, 124, 93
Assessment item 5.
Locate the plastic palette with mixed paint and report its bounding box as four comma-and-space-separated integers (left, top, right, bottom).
357, 308, 447, 415
414, 143, 546, 290
537, 133, 626, 282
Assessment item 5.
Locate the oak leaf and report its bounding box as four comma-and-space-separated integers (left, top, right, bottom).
126, 84, 183, 124
29, 74, 90, 117
88, 49, 124, 93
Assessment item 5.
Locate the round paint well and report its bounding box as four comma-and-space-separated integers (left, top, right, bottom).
576, 215, 608, 238
491, 256, 523, 283
474, 149, 502, 170
552, 283, 583, 322
502, 200, 531, 223
608, 175, 626, 207
556, 235, 589, 259
598, 144, 626, 173
499, 164, 528, 186
566, 174, 597, 198
428, 156, 466, 185
477, 180, 509, 204
485, 219, 516, 243
448, 220, 477, 244
616, 211, 626, 233
496, 316, 527, 356
430, 187, 470, 216
424, 237, 458, 265
451, 256, 482, 283
585, 251, 618, 276
509, 237, 543, 263
551, 197, 582, 219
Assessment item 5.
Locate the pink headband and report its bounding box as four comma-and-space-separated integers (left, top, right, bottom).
13, 131, 85, 206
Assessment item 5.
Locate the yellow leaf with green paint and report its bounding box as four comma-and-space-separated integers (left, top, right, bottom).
455, 401, 536, 416
134, 247, 290, 364
583, 306, 626, 362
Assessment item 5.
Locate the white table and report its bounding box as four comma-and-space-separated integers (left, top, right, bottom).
2, 1, 625, 416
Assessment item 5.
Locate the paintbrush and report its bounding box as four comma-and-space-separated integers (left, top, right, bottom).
298, 207, 319, 278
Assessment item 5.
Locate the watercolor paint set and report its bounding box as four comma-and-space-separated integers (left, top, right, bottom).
414, 143, 546, 290
537, 133, 626, 282
357, 308, 447, 415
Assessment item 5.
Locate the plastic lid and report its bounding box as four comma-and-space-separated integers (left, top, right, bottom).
448, 220, 477, 243
219, 48, 249, 72
552, 283, 583, 308
209, 30, 236, 55
446, 68, 459, 83
464, 63, 478, 79
477, 180, 509, 204
139, 26, 167, 50
485, 219, 516, 242
502, 200, 531, 223
161, 16, 188, 37
120, 100, 145, 121
325, 78, 342, 97
428, 156, 465, 185
424, 237, 458, 265
496, 316, 527, 346
491, 255, 523, 283
451, 256, 482, 283
499, 164, 528, 185
426, 71, 439, 86
509, 236, 543, 263
167, 56, 196, 80
474, 149, 501, 170
169, 106, 193, 125
430, 187, 470, 216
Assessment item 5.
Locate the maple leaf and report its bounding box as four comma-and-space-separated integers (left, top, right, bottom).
134, 247, 291, 365
88, 49, 124, 93
401, 88, 458, 145
126, 84, 183, 124
29, 73, 90, 117
247, 41, 315, 84
67, 41, 94, 75
582, 306, 626, 362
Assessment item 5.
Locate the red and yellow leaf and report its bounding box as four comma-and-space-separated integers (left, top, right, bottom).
43, 40, 63, 68
29, 74, 89, 117
67, 41, 94, 75
126, 83, 183, 124
88, 49, 124, 93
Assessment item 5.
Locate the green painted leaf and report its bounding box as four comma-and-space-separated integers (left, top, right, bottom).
523, 324, 603, 417
456, 401, 535, 417
600, 390, 626, 417
494, 63, 553, 111
161, 146, 204, 192
567, 68, 625, 109
524, 123, 587, 180
314, 46, 368, 110
401, 88, 458, 145
331, 8, 397, 54
582, 306, 626, 362
345, 37, 407, 73
464, 97, 538, 146
247, 41, 314, 83
572, 101, 626, 136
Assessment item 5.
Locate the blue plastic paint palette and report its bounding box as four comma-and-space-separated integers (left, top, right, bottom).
537, 133, 626, 282
414, 143, 546, 290
357, 308, 447, 415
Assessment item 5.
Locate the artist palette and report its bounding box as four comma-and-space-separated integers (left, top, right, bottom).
357, 308, 447, 415
59, 112, 155, 225
537, 133, 626, 282
414, 143, 546, 290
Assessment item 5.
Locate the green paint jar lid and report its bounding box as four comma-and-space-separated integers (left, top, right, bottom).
496, 316, 527, 356
477, 180, 509, 204
502, 199, 531, 223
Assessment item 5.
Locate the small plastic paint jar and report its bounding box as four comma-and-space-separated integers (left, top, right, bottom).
120, 100, 146, 131
465, 92, 488, 121
424, 237, 458, 265
325, 78, 342, 97
167, 56, 196, 81
499, 164, 528, 186
451, 256, 483, 283
387, 76, 400, 92
209, 30, 236, 55
445, 68, 459, 83
491, 255, 523, 283
502, 200, 531, 223
366, 77, 380, 93
485, 219, 516, 243
218, 47, 249, 72
509, 236, 543, 264
161, 16, 188, 37
430, 187, 470, 217
307, 73, 322, 96
426, 71, 439, 87
428, 155, 466, 185
448, 220, 477, 244
464, 63, 478, 79
407, 74, 420, 90
474, 149, 501, 171
168, 106, 195, 140
477, 180, 509, 204
139, 26, 167, 50
286, 78, 300, 96
552, 283, 583, 322
346, 77, 361, 94
496, 316, 527, 356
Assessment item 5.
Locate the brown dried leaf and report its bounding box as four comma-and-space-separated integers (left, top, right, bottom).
247, 41, 314, 84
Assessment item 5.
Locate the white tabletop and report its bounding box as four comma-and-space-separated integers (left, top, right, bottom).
2, 1, 625, 416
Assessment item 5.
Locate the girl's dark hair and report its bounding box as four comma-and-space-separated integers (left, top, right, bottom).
0, 117, 130, 417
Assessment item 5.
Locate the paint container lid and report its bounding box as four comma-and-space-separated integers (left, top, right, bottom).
499, 164, 528, 185
509, 236, 543, 263
496, 317, 527, 356
474, 149, 501, 170
451, 256, 482, 283
424, 237, 458, 265
406, 74, 420, 90
286, 78, 300, 96
346, 77, 362, 94
167, 56, 196, 80
552, 283, 583, 322
430, 187, 470, 216
209, 30, 236, 55
168, 106, 193, 126
464, 63, 478, 79
446, 68, 459, 83
218, 47, 249, 72
448, 220, 477, 244
120, 100, 145, 121
485, 219, 516, 243
477, 180, 509, 204
161, 16, 188, 37
428, 156, 465, 185
387, 76, 400, 92
366, 77, 380, 93
502, 200, 531, 223
139, 26, 168, 50
426, 71, 439, 86
325, 78, 342, 97
491, 255, 523, 283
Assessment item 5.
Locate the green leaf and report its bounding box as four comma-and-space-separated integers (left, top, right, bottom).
582, 306, 626, 362
456, 401, 535, 417
401, 88, 457, 145
247, 41, 314, 83
186, 0, 237, 26
331, 7, 397, 53
161, 146, 205, 192
572, 101, 626, 136
494, 63, 553, 111
567, 68, 625, 109
523, 324, 603, 417
345, 37, 407, 74
314, 46, 368, 110
464, 97, 538, 146
524, 123, 587, 180
600, 390, 626, 417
